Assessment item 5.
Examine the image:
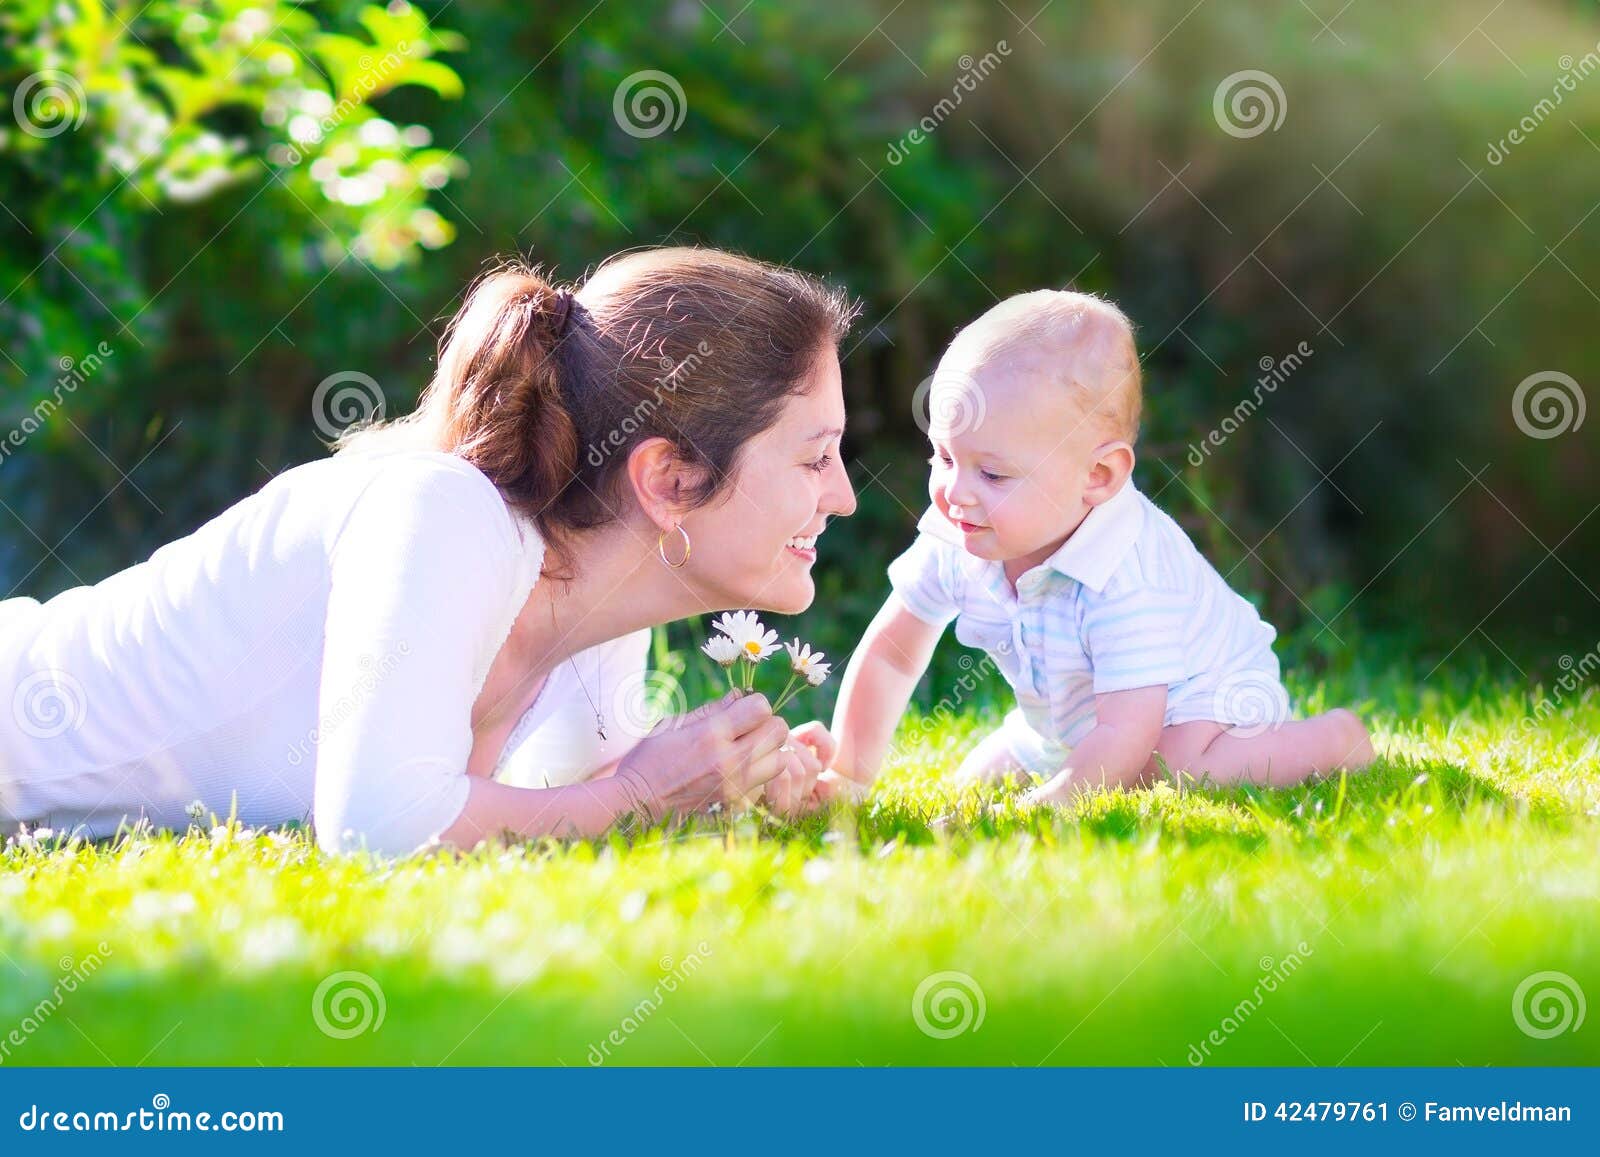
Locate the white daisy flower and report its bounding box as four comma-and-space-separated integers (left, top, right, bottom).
711, 609, 758, 637
713, 611, 779, 664
803, 660, 832, 687
701, 636, 741, 667
784, 639, 827, 678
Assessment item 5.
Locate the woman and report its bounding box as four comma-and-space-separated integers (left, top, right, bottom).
1, 247, 858, 855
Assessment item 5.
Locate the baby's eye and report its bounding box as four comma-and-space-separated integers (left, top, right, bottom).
927, 452, 952, 467
981, 470, 1007, 483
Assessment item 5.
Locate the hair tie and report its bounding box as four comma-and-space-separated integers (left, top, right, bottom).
550, 289, 577, 337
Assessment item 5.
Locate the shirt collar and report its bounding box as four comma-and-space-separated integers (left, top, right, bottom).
1039, 480, 1143, 592
914, 480, 1144, 594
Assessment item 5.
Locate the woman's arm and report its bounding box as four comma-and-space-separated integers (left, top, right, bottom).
440, 775, 640, 846
440, 690, 792, 848
314, 458, 530, 856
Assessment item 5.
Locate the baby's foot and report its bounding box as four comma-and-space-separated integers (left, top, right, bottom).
1325, 708, 1375, 769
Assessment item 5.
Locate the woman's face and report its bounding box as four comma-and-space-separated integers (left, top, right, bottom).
684, 350, 856, 615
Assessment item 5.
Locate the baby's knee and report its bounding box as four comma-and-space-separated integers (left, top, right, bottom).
954, 729, 1029, 785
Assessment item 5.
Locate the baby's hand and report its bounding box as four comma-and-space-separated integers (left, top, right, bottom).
810, 768, 868, 808
779, 722, 864, 815
1019, 768, 1091, 807
786, 719, 837, 771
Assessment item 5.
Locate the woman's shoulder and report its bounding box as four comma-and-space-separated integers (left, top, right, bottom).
323, 445, 497, 497
312, 448, 543, 569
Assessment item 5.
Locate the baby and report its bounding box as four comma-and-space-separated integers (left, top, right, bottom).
823, 290, 1374, 803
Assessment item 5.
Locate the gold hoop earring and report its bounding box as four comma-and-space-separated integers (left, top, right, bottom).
658, 524, 691, 569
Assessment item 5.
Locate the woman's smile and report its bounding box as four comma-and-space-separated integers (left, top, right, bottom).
785, 528, 822, 563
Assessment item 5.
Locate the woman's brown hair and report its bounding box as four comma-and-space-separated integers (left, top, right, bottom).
343, 247, 856, 560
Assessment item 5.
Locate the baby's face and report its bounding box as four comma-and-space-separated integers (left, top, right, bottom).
925, 358, 1106, 569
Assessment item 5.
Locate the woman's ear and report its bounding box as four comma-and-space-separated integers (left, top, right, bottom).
1084, 441, 1135, 506
625, 437, 703, 530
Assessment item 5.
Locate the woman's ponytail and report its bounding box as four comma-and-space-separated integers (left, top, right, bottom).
418, 265, 583, 522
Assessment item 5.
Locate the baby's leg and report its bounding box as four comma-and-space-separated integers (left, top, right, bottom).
954, 726, 1031, 786
1156, 709, 1374, 789
1142, 720, 1226, 785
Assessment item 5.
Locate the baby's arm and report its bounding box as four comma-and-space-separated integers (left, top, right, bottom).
829, 594, 944, 789
1025, 685, 1167, 803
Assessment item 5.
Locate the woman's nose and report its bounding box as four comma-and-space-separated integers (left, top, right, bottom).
825, 454, 857, 517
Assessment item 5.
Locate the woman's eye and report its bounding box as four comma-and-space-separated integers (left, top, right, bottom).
808, 454, 833, 473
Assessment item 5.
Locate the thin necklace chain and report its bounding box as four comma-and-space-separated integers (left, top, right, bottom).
551, 600, 605, 740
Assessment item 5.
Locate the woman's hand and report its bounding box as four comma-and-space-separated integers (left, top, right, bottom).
612, 690, 789, 821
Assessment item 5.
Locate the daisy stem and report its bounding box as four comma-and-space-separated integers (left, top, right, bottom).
771, 672, 802, 713
723, 665, 736, 693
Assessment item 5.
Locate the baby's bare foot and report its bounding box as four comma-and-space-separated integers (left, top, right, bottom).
1327, 708, 1375, 769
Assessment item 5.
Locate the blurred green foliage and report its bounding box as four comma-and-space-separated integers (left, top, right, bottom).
2, 1, 1596, 673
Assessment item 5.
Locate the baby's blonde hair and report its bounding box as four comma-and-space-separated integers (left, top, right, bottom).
949, 289, 1142, 442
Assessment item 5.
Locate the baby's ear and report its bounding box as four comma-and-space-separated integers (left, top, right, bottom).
1085, 440, 1135, 503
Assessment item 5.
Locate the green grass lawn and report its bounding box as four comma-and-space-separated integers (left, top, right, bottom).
2, 650, 1597, 1067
